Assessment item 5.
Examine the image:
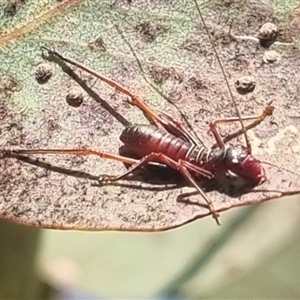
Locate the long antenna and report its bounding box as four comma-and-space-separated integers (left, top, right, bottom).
193, 0, 251, 150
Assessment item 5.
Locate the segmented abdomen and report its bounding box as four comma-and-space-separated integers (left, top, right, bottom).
120, 124, 193, 161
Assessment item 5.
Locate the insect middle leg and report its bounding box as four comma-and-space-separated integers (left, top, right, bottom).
128, 96, 202, 146
98, 152, 219, 224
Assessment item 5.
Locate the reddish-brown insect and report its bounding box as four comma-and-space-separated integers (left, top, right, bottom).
1, 0, 296, 225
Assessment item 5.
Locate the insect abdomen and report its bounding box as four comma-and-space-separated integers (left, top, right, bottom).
120, 124, 191, 160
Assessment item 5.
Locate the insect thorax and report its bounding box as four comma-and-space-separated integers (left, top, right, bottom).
189, 145, 250, 175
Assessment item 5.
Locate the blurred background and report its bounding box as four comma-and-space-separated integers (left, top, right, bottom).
1, 194, 300, 299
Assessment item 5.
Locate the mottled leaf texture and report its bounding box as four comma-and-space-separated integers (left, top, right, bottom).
0, 0, 300, 231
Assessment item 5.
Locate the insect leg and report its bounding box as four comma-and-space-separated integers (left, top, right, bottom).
129, 96, 202, 145
41, 46, 134, 99
41, 47, 199, 144
98, 153, 213, 183
221, 105, 274, 145
98, 152, 219, 224
2, 148, 139, 166
177, 159, 220, 224
210, 104, 274, 150
42, 47, 166, 128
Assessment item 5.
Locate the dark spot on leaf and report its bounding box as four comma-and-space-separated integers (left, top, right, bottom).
263, 50, 281, 64
167, 89, 182, 104
182, 38, 209, 55
0, 76, 22, 98
235, 75, 256, 95
88, 37, 107, 52
148, 64, 183, 85
135, 21, 167, 42
187, 76, 206, 91
66, 87, 84, 107
3, 0, 25, 17
35, 62, 53, 83
47, 119, 61, 133
256, 22, 279, 48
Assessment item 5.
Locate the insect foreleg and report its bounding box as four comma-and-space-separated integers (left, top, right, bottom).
221, 105, 274, 145
210, 104, 274, 150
